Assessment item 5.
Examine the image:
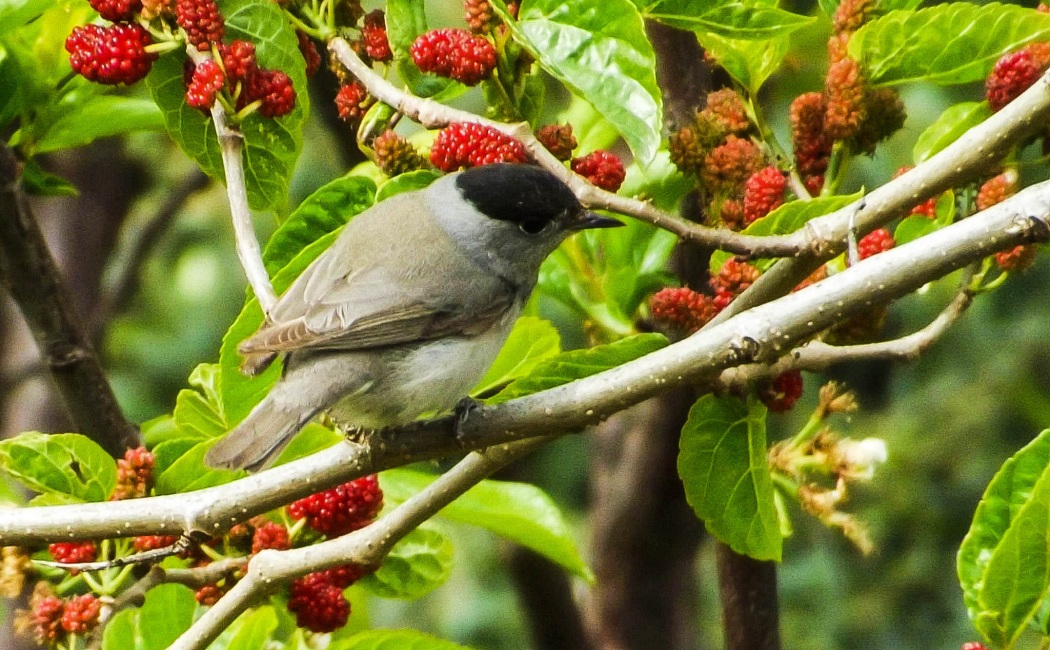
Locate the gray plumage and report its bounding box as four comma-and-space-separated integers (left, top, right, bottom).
205, 165, 621, 472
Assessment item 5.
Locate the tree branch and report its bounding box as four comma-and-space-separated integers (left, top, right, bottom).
1, 180, 1045, 546
169, 437, 551, 650
0, 143, 138, 457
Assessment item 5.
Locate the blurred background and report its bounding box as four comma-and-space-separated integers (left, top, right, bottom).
3, 0, 1050, 648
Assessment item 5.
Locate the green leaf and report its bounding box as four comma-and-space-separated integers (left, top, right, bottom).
488, 333, 668, 404
145, 0, 307, 210
0, 432, 117, 502
645, 0, 813, 40
141, 414, 180, 448
893, 214, 937, 246
511, 0, 663, 163
710, 193, 861, 273
101, 607, 139, 650
35, 96, 163, 153
0, 0, 58, 32
850, 3, 1050, 87
330, 629, 474, 650
155, 439, 241, 493
262, 174, 376, 275
471, 317, 561, 397
913, 101, 992, 164
374, 169, 440, 204
138, 584, 196, 650
386, 0, 427, 57
696, 31, 791, 98
270, 423, 343, 466
20, 158, 77, 196
381, 469, 591, 579
220, 229, 342, 425
974, 452, 1050, 647
678, 395, 781, 561
226, 606, 278, 650
958, 428, 1050, 619
360, 525, 453, 599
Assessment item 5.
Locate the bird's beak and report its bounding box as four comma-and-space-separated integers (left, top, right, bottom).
569, 210, 625, 231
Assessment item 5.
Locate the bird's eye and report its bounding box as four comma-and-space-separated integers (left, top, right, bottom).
519, 218, 547, 234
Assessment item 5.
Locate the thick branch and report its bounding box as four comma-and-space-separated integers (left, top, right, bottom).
1, 180, 1045, 545
0, 144, 138, 457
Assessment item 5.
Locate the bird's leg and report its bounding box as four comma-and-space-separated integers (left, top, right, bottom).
453, 396, 482, 447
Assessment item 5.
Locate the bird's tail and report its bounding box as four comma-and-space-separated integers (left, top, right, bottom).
204, 397, 317, 472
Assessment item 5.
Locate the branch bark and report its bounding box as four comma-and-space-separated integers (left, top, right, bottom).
0, 144, 138, 457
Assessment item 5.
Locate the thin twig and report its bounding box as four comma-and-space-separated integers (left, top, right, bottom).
106, 556, 245, 615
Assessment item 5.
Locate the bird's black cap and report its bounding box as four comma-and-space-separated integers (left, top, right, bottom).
455, 164, 591, 232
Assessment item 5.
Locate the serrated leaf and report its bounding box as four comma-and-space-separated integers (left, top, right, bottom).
645, 0, 813, 40
220, 229, 342, 425
138, 584, 196, 650
35, 96, 163, 153
381, 469, 591, 579
696, 31, 790, 95
973, 449, 1050, 647
913, 101, 992, 164
850, 3, 1050, 87
0, 432, 117, 502
472, 317, 561, 397
360, 526, 453, 599
262, 174, 376, 275
958, 429, 1050, 619
678, 395, 781, 561
510, 0, 662, 163
145, 0, 307, 210
330, 629, 474, 650
710, 193, 861, 273
488, 333, 668, 404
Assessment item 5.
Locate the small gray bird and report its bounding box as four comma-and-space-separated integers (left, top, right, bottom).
205, 164, 623, 471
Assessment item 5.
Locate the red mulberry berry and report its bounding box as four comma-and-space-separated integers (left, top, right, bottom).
288, 475, 383, 537
176, 0, 224, 51
49, 541, 97, 565
89, 0, 142, 22
791, 92, 832, 179
320, 563, 371, 588
536, 123, 577, 161
430, 123, 528, 171
571, 150, 626, 192
251, 521, 290, 554
464, 0, 499, 33
760, 370, 803, 413
186, 59, 224, 109
987, 46, 1050, 112
361, 10, 392, 62
650, 287, 717, 336
245, 69, 296, 118
194, 583, 226, 605
856, 227, 895, 261
112, 445, 155, 500
995, 245, 1037, 272
743, 166, 786, 225
701, 135, 765, 193
66, 23, 156, 86
288, 572, 350, 633
30, 595, 65, 644
133, 535, 179, 552
335, 81, 369, 123
976, 170, 1018, 211
297, 31, 321, 77
221, 40, 257, 82
59, 594, 100, 634
411, 28, 496, 86
710, 257, 761, 297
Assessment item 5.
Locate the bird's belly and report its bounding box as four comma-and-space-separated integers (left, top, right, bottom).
327, 316, 515, 429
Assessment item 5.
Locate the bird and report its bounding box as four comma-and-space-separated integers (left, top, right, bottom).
205, 163, 624, 471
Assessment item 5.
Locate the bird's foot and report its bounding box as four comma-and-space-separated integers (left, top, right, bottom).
453, 397, 481, 448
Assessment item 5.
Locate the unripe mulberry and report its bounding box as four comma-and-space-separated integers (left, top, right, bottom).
701, 135, 765, 193
976, 170, 1018, 211
29, 594, 65, 644
175, 0, 224, 51
66, 23, 156, 86
790, 92, 832, 178
825, 57, 867, 141
701, 88, 751, 135
411, 28, 496, 86
89, 0, 142, 22
669, 126, 707, 177
372, 130, 429, 176
536, 123, 577, 161
833, 0, 876, 34
710, 257, 761, 301
719, 198, 746, 231
464, 0, 499, 33
112, 445, 155, 500
335, 81, 369, 123
430, 123, 528, 171
571, 150, 626, 192
742, 166, 786, 225
850, 87, 906, 155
